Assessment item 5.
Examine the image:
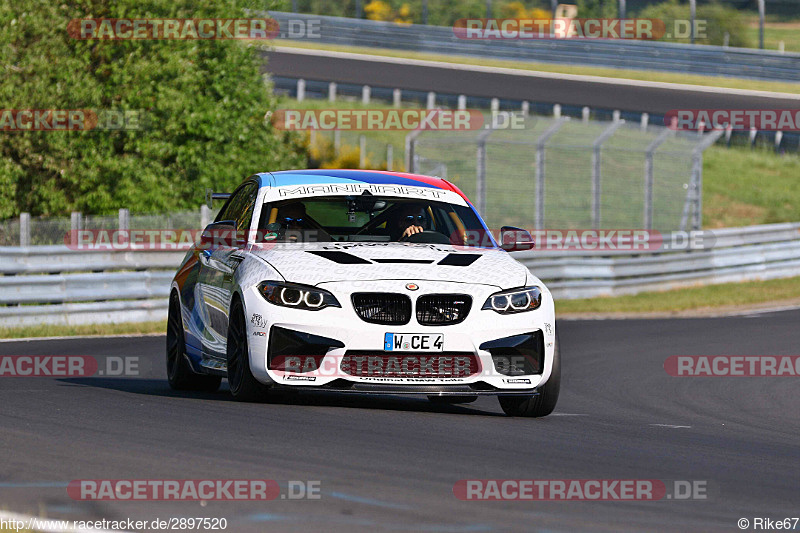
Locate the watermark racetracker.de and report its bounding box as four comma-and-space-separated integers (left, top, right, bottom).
665, 356, 800, 377
666, 109, 800, 132
62, 228, 716, 252
0, 109, 148, 131
453, 479, 708, 500
0, 356, 139, 377
67, 479, 321, 500
453, 18, 706, 40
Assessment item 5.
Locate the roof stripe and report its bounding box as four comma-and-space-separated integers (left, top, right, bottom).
268, 169, 447, 189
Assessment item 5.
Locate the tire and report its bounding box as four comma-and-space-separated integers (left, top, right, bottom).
226, 297, 269, 402
498, 334, 561, 417
166, 291, 221, 392
427, 395, 478, 404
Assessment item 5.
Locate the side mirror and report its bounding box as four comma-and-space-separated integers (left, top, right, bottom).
199, 220, 242, 249
500, 226, 535, 252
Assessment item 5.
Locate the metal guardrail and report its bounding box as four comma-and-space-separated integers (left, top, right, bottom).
0, 247, 185, 328
1, 222, 800, 327
268, 12, 800, 83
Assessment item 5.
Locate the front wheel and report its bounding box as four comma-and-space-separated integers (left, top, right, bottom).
166, 291, 221, 392
498, 334, 560, 417
226, 297, 269, 402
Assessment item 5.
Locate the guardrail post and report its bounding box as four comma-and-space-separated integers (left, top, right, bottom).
640, 113, 649, 131
427, 92, 436, 110
582, 107, 590, 123
70, 211, 82, 247
689, 0, 696, 44
644, 128, 673, 230
476, 127, 494, 216
296, 79, 305, 102
553, 104, 561, 118
328, 82, 337, 102
591, 119, 625, 229
521, 101, 529, 116
458, 95, 467, 110
386, 144, 393, 171
534, 117, 569, 229
334, 130, 341, 152
490, 98, 499, 113
775, 131, 783, 151
19, 212, 30, 247
405, 130, 422, 172
200, 205, 211, 229
359, 135, 367, 168
393, 88, 402, 108
118, 208, 129, 231
362, 85, 371, 105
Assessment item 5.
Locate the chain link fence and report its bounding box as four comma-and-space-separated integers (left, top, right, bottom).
405, 114, 722, 232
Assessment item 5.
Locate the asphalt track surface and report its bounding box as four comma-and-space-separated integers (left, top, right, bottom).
2, 310, 800, 532
262, 48, 800, 115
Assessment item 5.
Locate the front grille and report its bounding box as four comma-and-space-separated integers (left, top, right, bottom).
351, 293, 412, 325
341, 351, 480, 378
416, 294, 472, 325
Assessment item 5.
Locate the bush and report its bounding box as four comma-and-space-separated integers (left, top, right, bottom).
0, 0, 307, 218
639, 0, 752, 47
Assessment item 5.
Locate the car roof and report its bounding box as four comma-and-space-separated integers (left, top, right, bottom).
253, 169, 469, 202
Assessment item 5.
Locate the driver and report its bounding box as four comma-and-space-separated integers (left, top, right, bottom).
276, 202, 306, 232
389, 204, 426, 241
267, 202, 306, 242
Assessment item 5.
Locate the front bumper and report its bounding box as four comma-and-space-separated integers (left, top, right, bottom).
243, 279, 556, 394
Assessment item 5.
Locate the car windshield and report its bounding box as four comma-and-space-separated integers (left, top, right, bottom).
255, 196, 491, 246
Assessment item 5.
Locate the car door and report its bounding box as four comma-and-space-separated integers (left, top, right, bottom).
198, 182, 258, 363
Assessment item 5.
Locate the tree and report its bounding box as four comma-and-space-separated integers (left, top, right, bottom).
0, 0, 307, 217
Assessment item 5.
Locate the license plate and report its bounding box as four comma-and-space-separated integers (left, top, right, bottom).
384, 333, 444, 352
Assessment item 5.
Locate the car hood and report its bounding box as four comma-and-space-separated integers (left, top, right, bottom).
245, 242, 528, 289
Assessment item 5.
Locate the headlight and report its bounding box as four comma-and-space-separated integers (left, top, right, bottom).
258, 281, 340, 311
482, 286, 542, 314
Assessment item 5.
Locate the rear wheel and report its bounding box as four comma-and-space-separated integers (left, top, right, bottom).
226, 297, 269, 402
427, 395, 478, 404
166, 291, 221, 392
498, 334, 560, 417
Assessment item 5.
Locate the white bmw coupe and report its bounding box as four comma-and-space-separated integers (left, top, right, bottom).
167, 169, 559, 417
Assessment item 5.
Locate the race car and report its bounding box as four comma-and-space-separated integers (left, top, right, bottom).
166, 169, 559, 417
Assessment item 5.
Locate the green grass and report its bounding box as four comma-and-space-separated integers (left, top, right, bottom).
744, 18, 800, 53
703, 146, 800, 228
557, 275, 800, 314
271, 40, 800, 95
0, 320, 165, 339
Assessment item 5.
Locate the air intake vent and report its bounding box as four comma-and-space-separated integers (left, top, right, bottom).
416, 294, 472, 325
351, 293, 412, 325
